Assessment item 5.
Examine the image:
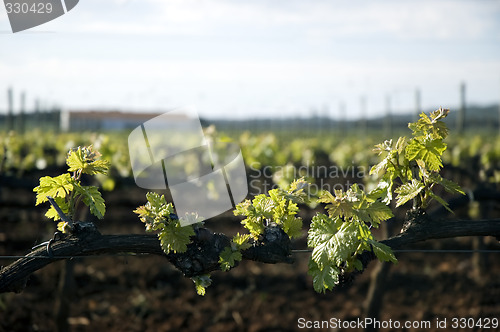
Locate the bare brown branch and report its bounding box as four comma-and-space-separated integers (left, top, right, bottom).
0, 223, 293, 293
1, 216, 499, 293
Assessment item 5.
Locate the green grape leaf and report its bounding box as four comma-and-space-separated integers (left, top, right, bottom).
57, 221, 73, 233
195, 284, 206, 296
281, 215, 303, 239
405, 139, 423, 160
372, 139, 393, 155
394, 179, 425, 207
67, 146, 110, 175
308, 259, 340, 293
34, 173, 73, 205
318, 190, 355, 219
406, 138, 447, 171
367, 175, 394, 205
133, 205, 151, 220
370, 140, 399, 176
235, 198, 265, 237
158, 221, 195, 254
270, 190, 288, 220
232, 233, 252, 250
134, 205, 159, 231
428, 108, 450, 138
74, 185, 106, 219
233, 199, 252, 217
357, 222, 373, 242
428, 191, 453, 213
370, 156, 390, 176
422, 139, 447, 170
134, 192, 176, 231
219, 247, 242, 271
368, 239, 397, 263
254, 195, 275, 218
429, 107, 449, 121
409, 108, 449, 139
360, 200, 394, 226
308, 214, 359, 268
240, 216, 265, 238
86, 159, 111, 175
428, 172, 465, 195
235, 184, 305, 238
145, 192, 173, 220
285, 177, 309, 203
192, 275, 212, 296
317, 189, 335, 203
395, 136, 407, 155
66, 149, 86, 172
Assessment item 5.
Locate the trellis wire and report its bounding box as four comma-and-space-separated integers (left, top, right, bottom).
0, 249, 499, 260
0, 253, 150, 259
291, 249, 500, 254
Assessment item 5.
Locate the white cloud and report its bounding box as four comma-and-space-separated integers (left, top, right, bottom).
302, 1, 499, 42
39, 0, 499, 41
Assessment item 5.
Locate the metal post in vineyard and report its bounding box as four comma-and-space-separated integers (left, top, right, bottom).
19, 91, 26, 134
7, 87, 14, 132
338, 101, 345, 137
456, 82, 466, 135
384, 94, 392, 138
359, 96, 367, 138
414, 88, 421, 122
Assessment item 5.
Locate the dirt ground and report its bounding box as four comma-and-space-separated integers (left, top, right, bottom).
1, 176, 499, 332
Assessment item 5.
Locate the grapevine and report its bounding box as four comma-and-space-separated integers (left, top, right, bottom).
1, 108, 484, 299
131, 108, 465, 295
33, 145, 110, 233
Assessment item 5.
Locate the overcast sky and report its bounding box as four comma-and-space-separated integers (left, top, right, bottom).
1, 0, 499, 119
